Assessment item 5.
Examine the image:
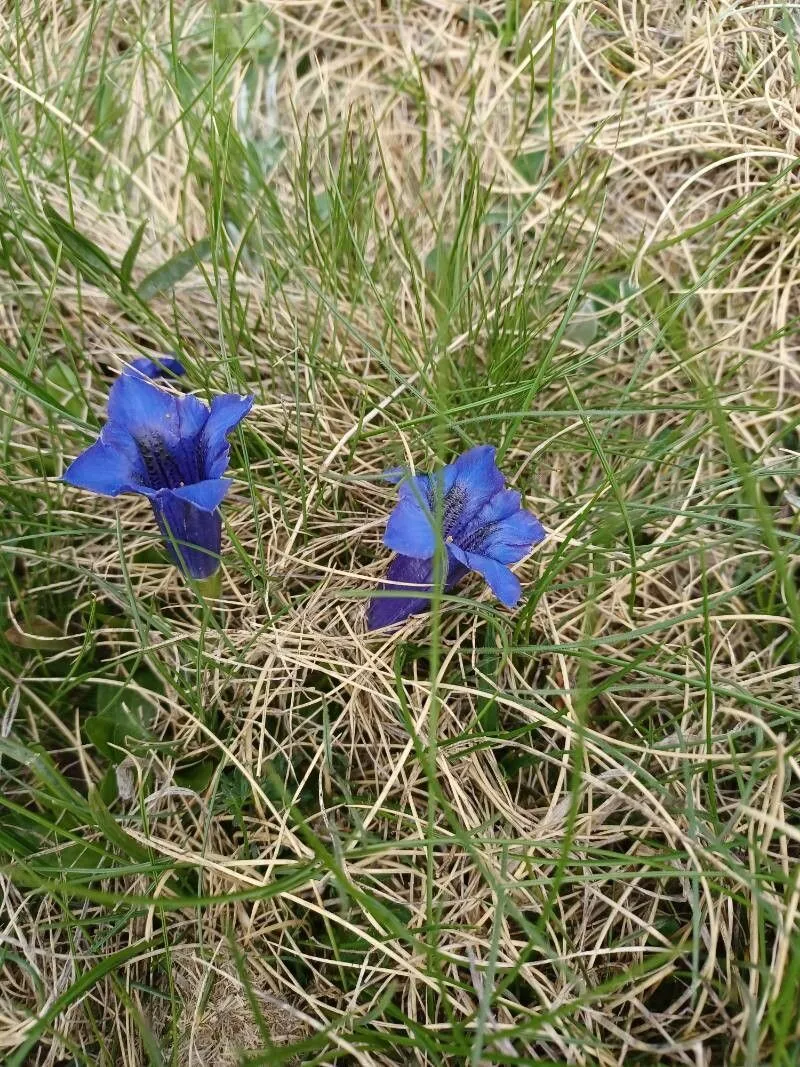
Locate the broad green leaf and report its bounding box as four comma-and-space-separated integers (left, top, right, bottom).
42, 360, 86, 419
5, 615, 72, 650
120, 219, 148, 293
87, 788, 150, 862
175, 759, 216, 793
513, 149, 547, 184
457, 6, 501, 34
44, 202, 115, 279
564, 296, 599, 347
83, 710, 149, 763
424, 242, 452, 280
136, 237, 212, 301
84, 674, 158, 764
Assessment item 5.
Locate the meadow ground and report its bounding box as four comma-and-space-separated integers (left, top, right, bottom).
1, 1, 800, 1064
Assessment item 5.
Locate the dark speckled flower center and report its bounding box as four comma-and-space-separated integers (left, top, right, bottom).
428, 482, 469, 538
460, 521, 498, 553
136, 434, 188, 490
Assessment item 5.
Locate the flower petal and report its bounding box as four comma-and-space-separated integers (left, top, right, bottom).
473, 488, 523, 525
367, 553, 467, 630
383, 497, 437, 559
171, 478, 232, 512
63, 439, 141, 497
459, 550, 523, 607
151, 489, 222, 579
381, 466, 407, 484
416, 445, 506, 539
392, 448, 504, 542
481, 509, 546, 564
128, 356, 186, 380
201, 394, 255, 478
448, 445, 505, 514
107, 372, 208, 448
397, 472, 434, 505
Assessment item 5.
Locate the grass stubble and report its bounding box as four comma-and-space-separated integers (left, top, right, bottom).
1, 1, 800, 1064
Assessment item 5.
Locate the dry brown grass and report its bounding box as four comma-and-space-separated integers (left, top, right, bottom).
2, 1, 800, 1065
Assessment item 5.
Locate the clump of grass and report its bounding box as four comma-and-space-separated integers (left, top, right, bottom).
1, 1, 800, 1064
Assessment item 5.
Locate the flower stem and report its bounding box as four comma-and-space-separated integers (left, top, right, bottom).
195, 571, 222, 601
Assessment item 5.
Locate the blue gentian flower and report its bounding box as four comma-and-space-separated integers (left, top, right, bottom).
128, 355, 185, 380
368, 445, 545, 630
63, 371, 253, 579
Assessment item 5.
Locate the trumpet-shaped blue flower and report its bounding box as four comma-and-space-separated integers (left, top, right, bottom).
368, 445, 545, 630
128, 355, 185, 380
64, 371, 253, 579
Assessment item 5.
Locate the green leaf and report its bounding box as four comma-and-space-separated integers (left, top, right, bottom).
172, 57, 200, 110
95, 667, 162, 711
83, 711, 147, 764
87, 788, 151, 862
136, 237, 211, 300
513, 149, 546, 184
98, 766, 118, 807
44, 202, 115, 279
587, 275, 637, 335
120, 219, 147, 293
457, 6, 501, 34
424, 242, 452, 280
42, 360, 86, 419
563, 296, 599, 347
5, 614, 72, 650
204, 2, 279, 56
0, 737, 87, 813
84, 676, 157, 764
175, 759, 216, 793
313, 191, 332, 224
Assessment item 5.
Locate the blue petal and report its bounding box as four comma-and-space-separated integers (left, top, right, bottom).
201, 394, 255, 478
397, 472, 434, 505
367, 553, 467, 630
151, 490, 222, 579
381, 466, 407, 484
472, 488, 523, 525
106, 374, 212, 488
63, 439, 141, 497
367, 555, 434, 630
383, 497, 437, 559
171, 478, 231, 511
128, 356, 186, 380
439, 445, 506, 537
450, 444, 504, 501
481, 508, 546, 564
453, 548, 522, 607
107, 372, 209, 448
